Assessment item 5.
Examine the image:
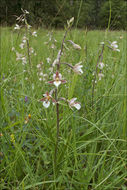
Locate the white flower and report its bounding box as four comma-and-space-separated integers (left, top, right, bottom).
100, 42, 105, 45
52, 50, 61, 67
16, 52, 23, 61
111, 41, 118, 49
22, 57, 27, 65
98, 62, 104, 70
29, 47, 34, 54
98, 73, 104, 81
67, 40, 81, 50
12, 47, 15, 51
51, 44, 56, 49
37, 64, 41, 69
52, 59, 59, 67
40, 92, 55, 108
32, 31, 37, 37
68, 98, 81, 110
14, 24, 20, 30
109, 41, 120, 52
22, 36, 27, 43
49, 67, 53, 73
43, 101, 50, 108
39, 72, 43, 76
73, 62, 83, 75
25, 10, 29, 14
19, 43, 24, 49
39, 78, 42, 81
48, 71, 66, 88
46, 57, 51, 63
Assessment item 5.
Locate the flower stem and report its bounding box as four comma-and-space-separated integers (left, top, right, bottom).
54, 89, 59, 169
54, 28, 69, 170
92, 44, 104, 108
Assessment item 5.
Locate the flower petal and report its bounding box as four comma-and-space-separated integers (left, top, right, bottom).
74, 103, 81, 110
43, 101, 50, 108
54, 80, 61, 87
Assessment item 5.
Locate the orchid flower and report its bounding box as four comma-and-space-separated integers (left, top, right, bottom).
108, 41, 120, 52
73, 62, 83, 74
68, 98, 81, 110
40, 92, 55, 108
32, 31, 37, 37
48, 71, 66, 87
67, 40, 81, 50
14, 24, 20, 30
98, 62, 104, 70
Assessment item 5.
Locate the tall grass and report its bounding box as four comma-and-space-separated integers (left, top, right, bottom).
0, 27, 126, 190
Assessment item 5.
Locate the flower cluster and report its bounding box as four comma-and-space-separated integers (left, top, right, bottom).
40, 19, 83, 110
37, 62, 48, 81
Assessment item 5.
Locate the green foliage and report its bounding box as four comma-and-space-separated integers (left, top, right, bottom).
0, 0, 127, 29
99, 0, 127, 30
0, 27, 126, 189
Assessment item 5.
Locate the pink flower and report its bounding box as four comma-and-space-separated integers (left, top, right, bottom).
48, 71, 66, 87
68, 98, 81, 110
40, 92, 55, 108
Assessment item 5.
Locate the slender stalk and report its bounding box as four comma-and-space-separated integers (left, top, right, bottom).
24, 19, 31, 68
92, 44, 104, 108
54, 89, 59, 168
54, 28, 69, 169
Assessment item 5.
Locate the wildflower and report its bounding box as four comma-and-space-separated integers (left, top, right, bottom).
16, 52, 23, 61
19, 43, 24, 49
39, 78, 42, 81
67, 40, 81, 50
40, 92, 55, 108
32, 31, 37, 37
68, 98, 81, 110
46, 57, 51, 63
73, 62, 83, 75
24, 10, 29, 14
51, 44, 56, 49
28, 114, 31, 119
22, 57, 27, 65
100, 42, 105, 45
52, 59, 59, 67
98, 62, 104, 70
29, 47, 34, 54
14, 24, 20, 30
52, 50, 61, 67
109, 41, 120, 52
48, 71, 66, 88
10, 134, 15, 143
12, 47, 15, 51
25, 117, 29, 124
98, 73, 104, 81
0, 133, 3, 137
37, 64, 41, 69
22, 36, 27, 43
39, 72, 43, 76
25, 96, 28, 102
49, 67, 53, 73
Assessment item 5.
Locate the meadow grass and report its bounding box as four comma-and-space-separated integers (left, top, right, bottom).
0, 27, 126, 190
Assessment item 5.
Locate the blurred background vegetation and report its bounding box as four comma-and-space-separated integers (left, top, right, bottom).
0, 0, 127, 30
